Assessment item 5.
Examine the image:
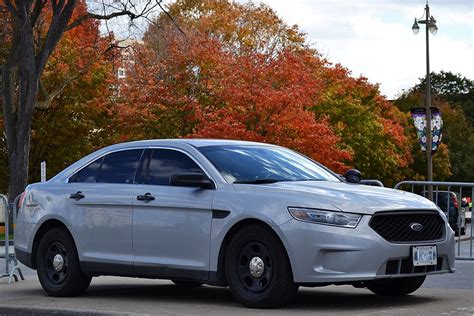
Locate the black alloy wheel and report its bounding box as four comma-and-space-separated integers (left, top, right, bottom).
225, 225, 298, 308
44, 241, 69, 285
36, 227, 91, 296
236, 241, 273, 294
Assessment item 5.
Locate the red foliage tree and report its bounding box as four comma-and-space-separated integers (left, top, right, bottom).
116, 28, 351, 172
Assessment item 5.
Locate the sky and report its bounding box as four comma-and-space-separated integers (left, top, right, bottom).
254, 0, 473, 99
107, 0, 473, 99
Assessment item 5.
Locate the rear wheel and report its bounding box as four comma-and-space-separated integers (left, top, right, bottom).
36, 227, 91, 296
367, 276, 426, 296
225, 225, 298, 308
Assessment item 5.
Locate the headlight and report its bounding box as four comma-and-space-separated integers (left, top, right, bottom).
288, 207, 362, 228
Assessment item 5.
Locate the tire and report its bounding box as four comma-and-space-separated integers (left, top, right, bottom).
36, 227, 92, 297
225, 225, 298, 308
367, 276, 426, 296
171, 280, 203, 288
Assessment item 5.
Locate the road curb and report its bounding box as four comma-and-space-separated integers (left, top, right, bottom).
0, 305, 140, 316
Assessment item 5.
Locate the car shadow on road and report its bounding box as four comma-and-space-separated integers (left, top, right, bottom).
63, 282, 442, 312
293, 287, 438, 311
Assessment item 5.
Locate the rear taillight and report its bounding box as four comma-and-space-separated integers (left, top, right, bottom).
451, 194, 459, 209
18, 191, 26, 209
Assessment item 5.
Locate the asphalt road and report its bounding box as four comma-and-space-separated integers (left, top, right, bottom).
1, 237, 473, 315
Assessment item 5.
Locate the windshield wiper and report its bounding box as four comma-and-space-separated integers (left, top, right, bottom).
233, 179, 283, 184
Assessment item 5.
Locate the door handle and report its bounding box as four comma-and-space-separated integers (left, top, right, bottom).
69, 191, 85, 200
137, 192, 155, 202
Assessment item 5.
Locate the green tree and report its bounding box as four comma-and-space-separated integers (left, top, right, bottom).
393, 91, 468, 181
415, 71, 474, 126
311, 65, 413, 187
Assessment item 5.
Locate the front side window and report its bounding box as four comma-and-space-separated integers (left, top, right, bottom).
198, 145, 340, 184
70, 149, 143, 184
144, 149, 203, 186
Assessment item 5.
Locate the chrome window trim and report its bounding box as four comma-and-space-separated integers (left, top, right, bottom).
65, 145, 218, 189
66, 147, 145, 184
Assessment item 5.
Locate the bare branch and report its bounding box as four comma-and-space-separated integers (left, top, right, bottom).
66, 0, 186, 38
36, 43, 115, 109
35, 0, 77, 73
157, 1, 186, 37
66, 10, 139, 31
30, 0, 46, 26
3, 0, 19, 18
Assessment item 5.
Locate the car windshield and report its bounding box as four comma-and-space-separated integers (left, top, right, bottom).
198, 145, 341, 184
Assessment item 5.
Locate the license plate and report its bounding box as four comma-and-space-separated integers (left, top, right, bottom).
412, 246, 437, 266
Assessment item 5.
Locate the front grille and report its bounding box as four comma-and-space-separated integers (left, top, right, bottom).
369, 211, 445, 243
385, 257, 444, 275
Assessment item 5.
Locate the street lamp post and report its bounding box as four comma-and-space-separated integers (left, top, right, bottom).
412, 2, 438, 200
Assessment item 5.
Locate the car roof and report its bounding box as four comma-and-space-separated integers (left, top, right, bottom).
46, 139, 280, 183
119, 138, 276, 148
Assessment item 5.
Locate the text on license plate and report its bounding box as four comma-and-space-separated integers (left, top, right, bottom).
412, 245, 437, 266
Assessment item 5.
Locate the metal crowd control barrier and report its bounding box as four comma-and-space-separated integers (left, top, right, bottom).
394, 181, 474, 261
360, 179, 384, 187
0, 194, 24, 283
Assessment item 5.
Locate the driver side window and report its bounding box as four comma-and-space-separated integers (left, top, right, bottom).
143, 149, 203, 186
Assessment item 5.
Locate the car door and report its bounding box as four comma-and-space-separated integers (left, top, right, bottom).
66, 149, 143, 273
132, 148, 215, 279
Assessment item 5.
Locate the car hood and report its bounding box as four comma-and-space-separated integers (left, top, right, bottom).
233, 181, 437, 215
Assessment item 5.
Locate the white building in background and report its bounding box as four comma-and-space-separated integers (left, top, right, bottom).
115, 38, 143, 80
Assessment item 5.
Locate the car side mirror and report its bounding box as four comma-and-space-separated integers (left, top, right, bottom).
170, 173, 215, 189
344, 169, 362, 184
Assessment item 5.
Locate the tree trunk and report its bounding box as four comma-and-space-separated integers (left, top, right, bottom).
6, 126, 31, 202
1, 0, 158, 202
2, 0, 39, 203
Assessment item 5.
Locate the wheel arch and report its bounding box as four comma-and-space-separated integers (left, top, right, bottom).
214, 218, 294, 286
31, 219, 76, 269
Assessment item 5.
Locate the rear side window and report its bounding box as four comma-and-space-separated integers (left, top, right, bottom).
70, 149, 143, 184
69, 157, 103, 183
145, 149, 203, 185
97, 150, 143, 184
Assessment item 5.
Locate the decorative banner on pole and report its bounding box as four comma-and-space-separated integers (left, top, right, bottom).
410, 107, 443, 154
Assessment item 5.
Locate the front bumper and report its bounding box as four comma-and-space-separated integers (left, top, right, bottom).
280, 215, 455, 284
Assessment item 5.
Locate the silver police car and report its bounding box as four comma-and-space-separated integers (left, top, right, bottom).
14, 139, 455, 308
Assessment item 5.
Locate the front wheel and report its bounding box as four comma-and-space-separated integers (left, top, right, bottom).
225, 225, 298, 308
36, 227, 91, 296
367, 276, 426, 296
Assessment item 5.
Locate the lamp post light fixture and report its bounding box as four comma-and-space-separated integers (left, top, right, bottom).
412, 2, 438, 200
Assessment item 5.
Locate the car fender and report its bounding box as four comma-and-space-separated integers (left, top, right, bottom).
209, 210, 294, 273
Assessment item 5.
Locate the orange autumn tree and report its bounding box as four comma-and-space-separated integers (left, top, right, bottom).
116, 0, 415, 179
27, 1, 115, 182
188, 46, 351, 171
115, 24, 351, 172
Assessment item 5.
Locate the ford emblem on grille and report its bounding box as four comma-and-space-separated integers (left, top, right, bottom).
410, 223, 424, 232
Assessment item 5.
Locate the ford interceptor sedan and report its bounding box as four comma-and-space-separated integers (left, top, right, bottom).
14, 139, 455, 308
